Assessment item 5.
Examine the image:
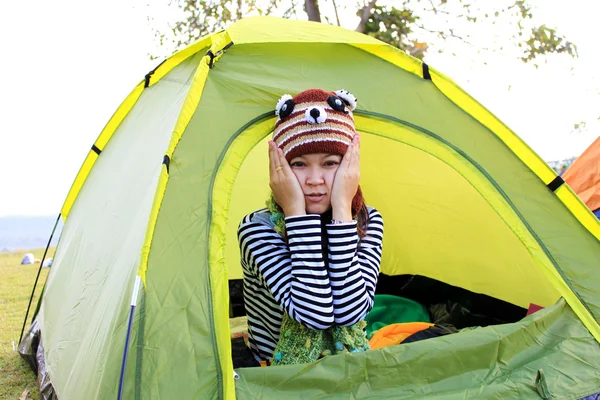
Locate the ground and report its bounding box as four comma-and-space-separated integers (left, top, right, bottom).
0, 249, 53, 400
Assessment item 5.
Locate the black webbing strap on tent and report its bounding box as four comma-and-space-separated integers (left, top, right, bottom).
422, 63, 432, 80
547, 176, 565, 192
207, 42, 234, 68
18, 213, 61, 345
91, 144, 102, 154
163, 155, 170, 173
144, 59, 168, 88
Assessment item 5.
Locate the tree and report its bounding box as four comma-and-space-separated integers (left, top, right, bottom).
148, 0, 577, 64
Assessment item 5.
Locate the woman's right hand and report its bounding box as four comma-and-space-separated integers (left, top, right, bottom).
269, 141, 306, 217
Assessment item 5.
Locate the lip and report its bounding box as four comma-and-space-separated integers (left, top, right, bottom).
306, 193, 326, 202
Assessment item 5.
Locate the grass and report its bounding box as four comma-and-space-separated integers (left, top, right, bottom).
0, 248, 53, 400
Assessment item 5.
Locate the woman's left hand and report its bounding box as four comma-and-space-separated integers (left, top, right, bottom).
331, 134, 360, 221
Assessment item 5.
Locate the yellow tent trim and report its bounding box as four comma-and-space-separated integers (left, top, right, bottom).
199, 32, 237, 400
426, 68, 600, 242
227, 16, 384, 46
427, 68, 556, 182
137, 165, 169, 286
555, 185, 600, 240
60, 82, 145, 220
351, 43, 423, 79
146, 35, 214, 87
60, 34, 217, 220
165, 31, 233, 157
226, 17, 424, 80
136, 31, 236, 399
210, 117, 274, 400
138, 31, 227, 281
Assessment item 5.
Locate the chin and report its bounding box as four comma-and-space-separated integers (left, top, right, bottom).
306, 204, 330, 215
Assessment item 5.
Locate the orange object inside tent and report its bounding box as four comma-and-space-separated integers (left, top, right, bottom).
563, 137, 600, 213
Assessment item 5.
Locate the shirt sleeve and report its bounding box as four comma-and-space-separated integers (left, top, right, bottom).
238, 214, 334, 330
325, 208, 384, 326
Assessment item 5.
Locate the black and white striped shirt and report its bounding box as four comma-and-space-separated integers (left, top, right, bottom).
238, 207, 384, 361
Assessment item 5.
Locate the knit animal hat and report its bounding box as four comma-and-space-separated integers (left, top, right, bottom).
273, 88, 364, 215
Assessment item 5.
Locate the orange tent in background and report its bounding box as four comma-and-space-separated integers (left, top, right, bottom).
563, 136, 600, 214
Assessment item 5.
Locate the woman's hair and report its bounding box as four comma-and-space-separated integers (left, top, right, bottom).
266, 194, 370, 240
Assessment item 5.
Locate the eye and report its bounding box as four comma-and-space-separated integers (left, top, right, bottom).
327, 95, 348, 113
290, 161, 306, 168
278, 99, 295, 119
324, 159, 340, 167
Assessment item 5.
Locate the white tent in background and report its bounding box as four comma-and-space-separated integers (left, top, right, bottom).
21, 253, 35, 265
42, 258, 53, 268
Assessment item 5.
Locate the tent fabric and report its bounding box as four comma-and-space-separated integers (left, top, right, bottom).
235, 299, 600, 400
563, 136, 600, 213
23, 17, 600, 399
37, 52, 204, 399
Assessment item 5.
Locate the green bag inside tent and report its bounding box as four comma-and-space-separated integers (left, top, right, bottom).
365, 294, 431, 337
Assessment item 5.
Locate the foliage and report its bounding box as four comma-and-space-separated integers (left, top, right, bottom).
148, 0, 577, 65
362, 5, 427, 59
0, 249, 52, 400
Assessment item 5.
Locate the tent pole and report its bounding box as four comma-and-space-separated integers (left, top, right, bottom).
118, 276, 142, 400
18, 213, 61, 345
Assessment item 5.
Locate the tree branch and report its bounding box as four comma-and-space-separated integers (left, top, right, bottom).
355, 0, 377, 33
305, 0, 321, 22
428, 0, 437, 14
265, 0, 279, 16
331, 0, 341, 26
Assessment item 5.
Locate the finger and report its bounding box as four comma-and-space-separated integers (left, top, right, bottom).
277, 148, 290, 174
269, 141, 279, 177
344, 143, 354, 168
274, 146, 283, 169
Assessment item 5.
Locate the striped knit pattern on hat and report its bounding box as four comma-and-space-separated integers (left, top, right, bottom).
273, 88, 356, 162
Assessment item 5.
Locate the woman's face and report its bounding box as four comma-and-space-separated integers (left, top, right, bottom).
289, 153, 342, 214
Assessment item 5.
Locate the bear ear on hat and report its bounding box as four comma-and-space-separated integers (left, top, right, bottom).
275, 94, 295, 119
334, 89, 357, 111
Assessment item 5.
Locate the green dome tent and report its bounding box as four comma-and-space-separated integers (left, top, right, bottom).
19, 16, 600, 399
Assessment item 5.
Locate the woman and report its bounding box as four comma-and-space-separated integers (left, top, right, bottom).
237, 88, 384, 365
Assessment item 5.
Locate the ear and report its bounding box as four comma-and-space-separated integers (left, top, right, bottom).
275, 94, 293, 117
334, 89, 357, 111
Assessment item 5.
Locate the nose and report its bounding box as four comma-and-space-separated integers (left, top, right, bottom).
305, 106, 327, 124
306, 167, 324, 186
309, 108, 320, 120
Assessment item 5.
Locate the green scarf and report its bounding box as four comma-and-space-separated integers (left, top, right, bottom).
266, 194, 370, 366
272, 314, 369, 365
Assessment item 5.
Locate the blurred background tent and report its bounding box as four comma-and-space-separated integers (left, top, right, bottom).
563, 136, 600, 218
20, 253, 35, 265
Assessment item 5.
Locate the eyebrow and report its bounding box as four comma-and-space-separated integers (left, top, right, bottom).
290, 154, 341, 163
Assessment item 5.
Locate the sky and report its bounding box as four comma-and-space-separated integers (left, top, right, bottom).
0, 0, 598, 217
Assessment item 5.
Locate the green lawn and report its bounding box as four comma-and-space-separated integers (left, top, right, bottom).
0, 249, 53, 400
